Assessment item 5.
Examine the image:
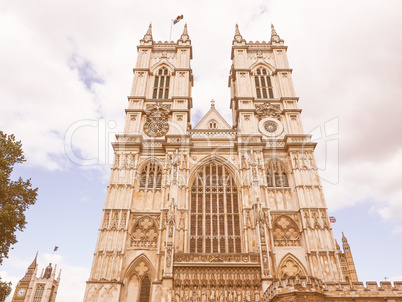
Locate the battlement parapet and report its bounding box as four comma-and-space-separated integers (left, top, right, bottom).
264, 277, 402, 302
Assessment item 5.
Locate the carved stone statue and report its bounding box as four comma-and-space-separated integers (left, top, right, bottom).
201, 288, 207, 302
219, 291, 224, 302
245, 290, 251, 302
210, 288, 215, 301
228, 291, 233, 302
237, 290, 242, 302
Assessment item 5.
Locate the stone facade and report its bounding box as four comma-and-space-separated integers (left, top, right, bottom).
82, 23, 401, 302
11, 254, 60, 302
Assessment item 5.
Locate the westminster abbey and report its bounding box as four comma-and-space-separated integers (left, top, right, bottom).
80, 24, 402, 302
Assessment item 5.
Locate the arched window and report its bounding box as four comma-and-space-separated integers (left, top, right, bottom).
152, 67, 170, 99
266, 159, 289, 188
138, 274, 151, 302
190, 163, 241, 253
33, 284, 45, 302
254, 67, 274, 99
208, 120, 217, 129
139, 162, 163, 190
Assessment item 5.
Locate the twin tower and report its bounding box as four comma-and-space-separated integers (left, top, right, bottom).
80, 23, 360, 302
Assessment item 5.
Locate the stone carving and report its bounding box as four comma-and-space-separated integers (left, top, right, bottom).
272, 216, 300, 247
130, 216, 158, 248
143, 102, 171, 137
103, 211, 110, 228
255, 103, 282, 120
174, 253, 260, 263
111, 212, 119, 228
279, 257, 306, 279
120, 212, 127, 229
166, 244, 173, 268
135, 261, 149, 276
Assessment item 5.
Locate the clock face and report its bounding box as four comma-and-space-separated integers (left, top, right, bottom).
17, 288, 26, 297
143, 117, 169, 137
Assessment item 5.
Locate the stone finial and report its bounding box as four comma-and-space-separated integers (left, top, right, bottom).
142, 23, 153, 42
211, 99, 215, 107
233, 23, 244, 43
270, 23, 284, 43
342, 231, 348, 243
335, 240, 341, 251
180, 23, 190, 41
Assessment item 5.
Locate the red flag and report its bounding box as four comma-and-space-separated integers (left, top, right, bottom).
329, 216, 336, 223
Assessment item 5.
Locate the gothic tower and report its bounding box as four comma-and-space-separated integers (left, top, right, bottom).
83, 23, 351, 302
11, 254, 60, 302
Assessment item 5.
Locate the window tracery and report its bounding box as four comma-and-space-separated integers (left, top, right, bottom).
190, 163, 241, 253
254, 67, 274, 99
272, 216, 300, 247
266, 159, 289, 188
139, 162, 163, 191
130, 217, 158, 248
278, 254, 307, 279
33, 284, 45, 302
152, 67, 170, 99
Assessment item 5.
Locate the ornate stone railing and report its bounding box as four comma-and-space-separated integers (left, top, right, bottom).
174, 253, 260, 264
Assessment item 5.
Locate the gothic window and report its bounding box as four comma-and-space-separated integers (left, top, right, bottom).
138, 162, 163, 190
190, 163, 241, 253
272, 216, 300, 247
254, 67, 274, 99
266, 159, 289, 188
33, 284, 45, 302
208, 120, 217, 129
139, 274, 151, 302
152, 67, 170, 99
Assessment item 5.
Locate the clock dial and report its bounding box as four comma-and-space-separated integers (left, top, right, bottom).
17, 288, 26, 297
144, 117, 169, 137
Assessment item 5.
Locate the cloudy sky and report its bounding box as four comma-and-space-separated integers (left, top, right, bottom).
1, 0, 402, 301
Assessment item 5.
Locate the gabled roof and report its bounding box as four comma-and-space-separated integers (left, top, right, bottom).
194, 104, 231, 130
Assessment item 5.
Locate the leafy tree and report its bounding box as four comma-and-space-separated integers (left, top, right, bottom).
0, 131, 38, 300
0, 279, 11, 302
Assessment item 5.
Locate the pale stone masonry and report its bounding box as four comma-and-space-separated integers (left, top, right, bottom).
81, 23, 401, 302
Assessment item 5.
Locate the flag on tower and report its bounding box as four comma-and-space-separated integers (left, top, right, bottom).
173, 15, 183, 25
329, 216, 336, 223
54, 246, 59, 252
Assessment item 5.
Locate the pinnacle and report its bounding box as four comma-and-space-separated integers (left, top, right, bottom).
342, 231, 348, 243
233, 23, 244, 43
270, 23, 283, 44
180, 23, 190, 41
142, 23, 153, 41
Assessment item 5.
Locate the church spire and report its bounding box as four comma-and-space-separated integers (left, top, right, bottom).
28, 252, 38, 269
179, 23, 190, 42
141, 23, 153, 44
233, 23, 245, 44
270, 23, 284, 44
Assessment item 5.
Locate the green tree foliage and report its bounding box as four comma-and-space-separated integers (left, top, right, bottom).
0, 279, 11, 302
0, 131, 38, 300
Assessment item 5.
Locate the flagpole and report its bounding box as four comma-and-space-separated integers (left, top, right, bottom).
169, 19, 173, 41
50, 250, 55, 264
